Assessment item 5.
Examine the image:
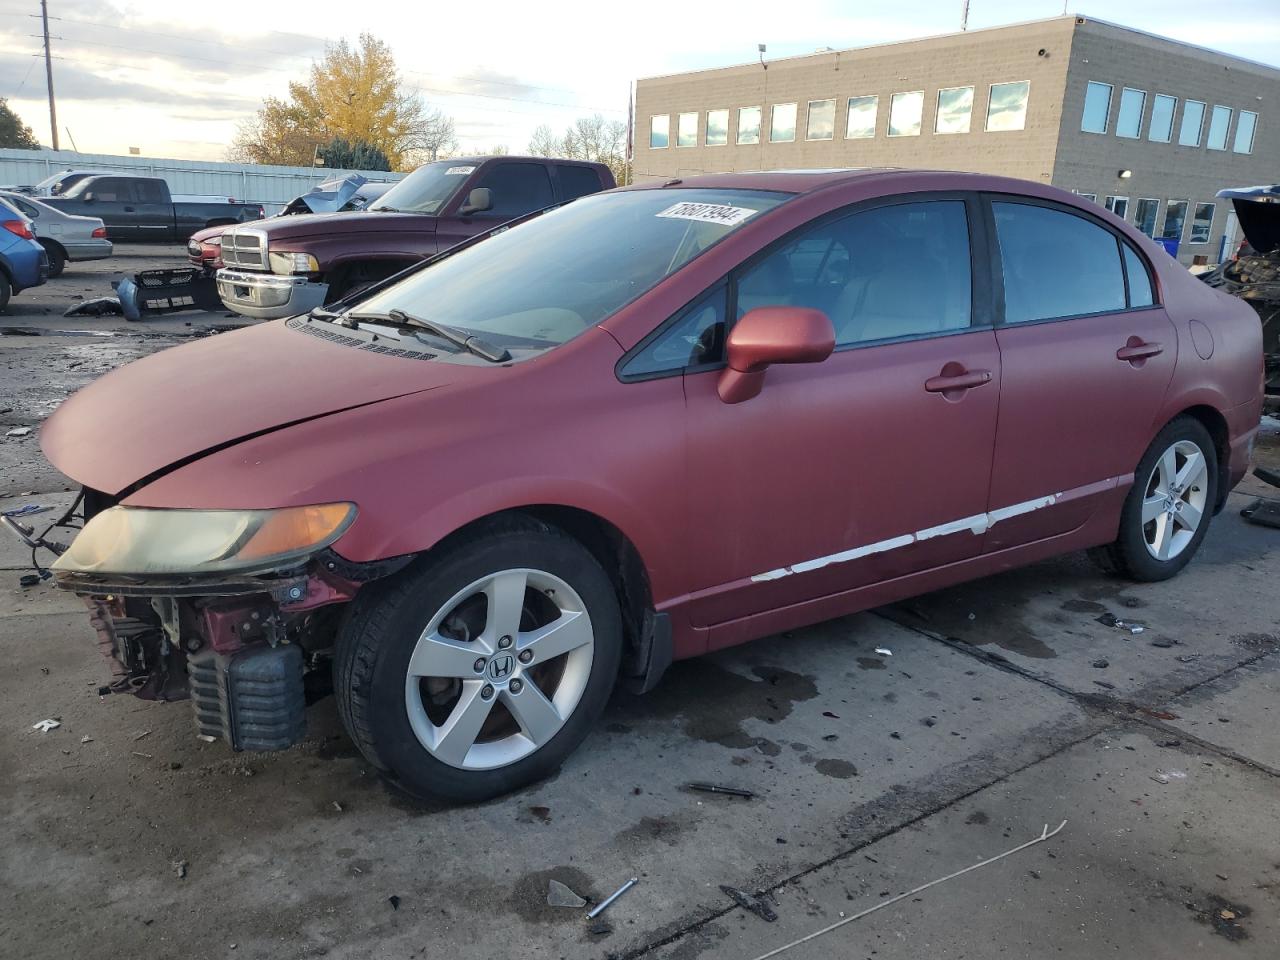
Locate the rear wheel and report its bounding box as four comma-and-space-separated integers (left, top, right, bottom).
1090, 417, 1217, 581
0, 274, 10, 312
40, 241, 65, 278
334, 517, 622, 802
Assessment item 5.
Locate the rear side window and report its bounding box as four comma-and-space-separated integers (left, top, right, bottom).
471, 163, 555, 219
993, 202, 1125, 322
137, 180, 167, 204
558, 165, 604, 202
1122, 243, 1154, 307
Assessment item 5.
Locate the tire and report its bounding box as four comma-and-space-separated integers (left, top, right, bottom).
0, 274, 10, 313
1090, 416, 1218, 582
40, 241, 65, 278
334, 516, 623, 803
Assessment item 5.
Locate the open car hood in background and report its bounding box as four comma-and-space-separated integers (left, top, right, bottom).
1217, 185, 1280, 255
41, 319, 461, 496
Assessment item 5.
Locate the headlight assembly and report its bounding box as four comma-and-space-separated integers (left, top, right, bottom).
53, 503, 356, 577
269, 251, 320, 275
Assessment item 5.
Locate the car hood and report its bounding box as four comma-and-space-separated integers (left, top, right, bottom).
42, 318, 460, 496
248, 209, 437, 242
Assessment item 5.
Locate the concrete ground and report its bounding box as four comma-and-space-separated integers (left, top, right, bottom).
0, 250, 1278, 959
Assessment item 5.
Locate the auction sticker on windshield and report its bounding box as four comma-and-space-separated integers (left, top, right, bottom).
656, 202, 759, 226
445, 166, 476, 175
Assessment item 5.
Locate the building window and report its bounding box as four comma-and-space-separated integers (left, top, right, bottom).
1105, 196, 1129, 219
738, 106, 762, 144
806, 99, 836, 140
1082, 81, 1112, 134
888, 91, 924, 137
1161, 200, 1188, 241
1116, 88, 1146, 139
845, 95, 878, 139
1206, 105, 1232, 150
1134, 198, 1160, 237
770, 103, 797, 142
676, 112, 697, 148
1189, 202, 1215, 244
706, 109, 729, 146
1074, 191, 1097, 203
986, 80, 1029, 131
935, 86, 973, 134
1148, 94, 1177, 142
1178, 100, 1205, 146
649, 115, 669, 149
1234, 110, 1258, 153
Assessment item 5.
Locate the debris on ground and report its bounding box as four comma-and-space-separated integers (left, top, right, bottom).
196, 734, 217, 743
131, 751, 152, 759
686, 782, 755, 799
133, 730, 152, 741
1091, 658, 1110, 669
1151, 770, 1186, 784
387, 895, 401, 911
1157, 739, 1183, 748
79, 736, 92, 744
529, 804, 552, 822
720, 884, 779, 922
586, 877, 638, 919
331, 801, 343, 813
62, 296, 123, 317
873, 647, 893, 657
6, 427, 32, 437
1097, 614, 1144, 634
173, 859, 188, 879
31, 718, 60, 732
587, 920, 614, 938
1151, 638, 1176, 648
546, 879, 586, 909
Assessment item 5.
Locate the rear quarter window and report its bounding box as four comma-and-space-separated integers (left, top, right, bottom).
559, 165, 605, 201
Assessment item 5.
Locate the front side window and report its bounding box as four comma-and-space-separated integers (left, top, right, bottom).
1116, 88, 1146, 138
736, 200, 971, 346
738, 106, 761, 144
352, 188, 789, 350
1189, 202, 1215, 244
677, 112, 698, 147
1134, 198, 1160, 238
845, 95, 878, 139
1234, 110, 1258, 153
1082, 81, 1112, 133
1149, 94, 1176, 142
1160, 200, 1188, 241
770, 103, 797, 142
469, 163, 554, 220
1179, 100, 1205, 146
986, 80, 1029, 132
888, 91, 924, 137
649, 115, 669, 149
1105, 195, 1129, 219
622, 286, 726, 378
706, 109, 729, 146
935, 86, 973, 134
806, 99, 836, 140
1206, 105, 1232, 150
993, 202, 1126, 323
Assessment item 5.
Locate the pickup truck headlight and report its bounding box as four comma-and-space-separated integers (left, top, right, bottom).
52, 503, 356, 577
269, 251, 320, 275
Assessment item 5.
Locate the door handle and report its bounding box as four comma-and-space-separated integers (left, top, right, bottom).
1116, 339, 1163, 363
925, 369, 992, 393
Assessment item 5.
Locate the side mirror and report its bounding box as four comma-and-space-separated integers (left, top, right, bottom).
717, 306, 835, 404
459, 187, 492, 215
82, 192, 95, 202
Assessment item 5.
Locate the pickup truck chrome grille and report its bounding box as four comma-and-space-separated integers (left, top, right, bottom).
221, 229, 266, 270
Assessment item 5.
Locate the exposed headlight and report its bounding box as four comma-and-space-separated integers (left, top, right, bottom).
187, 239, 202, 256
269, 251, 320, 275
53, 503, 356, 577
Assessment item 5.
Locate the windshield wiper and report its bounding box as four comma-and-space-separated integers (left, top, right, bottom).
349, 309, 511, 362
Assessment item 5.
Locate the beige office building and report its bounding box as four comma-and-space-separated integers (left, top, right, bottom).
634, 15, 1278, 263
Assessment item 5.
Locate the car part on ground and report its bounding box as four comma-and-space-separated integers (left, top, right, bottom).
1240, 464, 1280, 528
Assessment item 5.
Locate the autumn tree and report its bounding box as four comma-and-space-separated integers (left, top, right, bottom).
230, 34, 454, 170
528, 114, 628, 184
0, 99, 40, 149
319, 137, 391, 171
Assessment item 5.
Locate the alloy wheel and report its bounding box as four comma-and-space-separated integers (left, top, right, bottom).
403, 568, 594, 770
1141, 439, 1209, 561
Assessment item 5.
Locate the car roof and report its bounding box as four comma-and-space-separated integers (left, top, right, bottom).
621, 167, 1017, 196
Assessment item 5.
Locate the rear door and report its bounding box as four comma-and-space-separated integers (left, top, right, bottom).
982, 196, 1177, 549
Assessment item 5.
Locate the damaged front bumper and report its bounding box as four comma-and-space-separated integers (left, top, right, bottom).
216, 267, 328, 320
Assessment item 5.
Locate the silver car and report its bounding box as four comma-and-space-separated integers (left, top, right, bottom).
0, 190, 112, 277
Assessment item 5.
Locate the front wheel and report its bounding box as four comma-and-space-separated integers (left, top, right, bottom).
1091, 416, 1218, 581
334, 517, 622, 803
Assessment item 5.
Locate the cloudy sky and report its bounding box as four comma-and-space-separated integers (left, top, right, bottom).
1, 0, 1278, 163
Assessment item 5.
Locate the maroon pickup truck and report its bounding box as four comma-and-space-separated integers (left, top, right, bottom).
215, 156, 614, 319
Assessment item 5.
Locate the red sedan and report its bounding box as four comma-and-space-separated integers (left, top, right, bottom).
40, 170, 1263, 802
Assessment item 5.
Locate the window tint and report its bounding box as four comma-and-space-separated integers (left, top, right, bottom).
888, 91, 923, 136
738, 106, 761, 144
649, 115, 669, 149
1178, 100, 1205, 146
622, 286, 726, 378
1189, 202, 1215, 244
1134, 198, 1159, 238
706, 109, 729, 146
471, 163, 554, 219
677, 112, 697, 147
986, 81, 1029, 132
1233, 110, 1257, 153
736, 200, 971, 346
1160, 201, 1188, 241
558, 165, 603, 202
993, 202, 1125, 323
1116, 88, 1146, 138
806, 99, 835, 140
1082, 81, 1112, 133
137, 179, 167, 204
770, 103, 797, 142
1149, 94, 1176, 142
1123, 244, 1154, 307
936, 86, 973, 134
1206, 105, 1232, 150
845, 96, 877, 138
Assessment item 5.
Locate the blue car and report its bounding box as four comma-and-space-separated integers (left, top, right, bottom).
0, 197, 49, 312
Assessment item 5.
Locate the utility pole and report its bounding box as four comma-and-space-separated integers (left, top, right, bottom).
961, 0, 970, 31
40, 0, 59, 150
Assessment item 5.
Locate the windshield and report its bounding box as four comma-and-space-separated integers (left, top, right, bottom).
352, 188, 790, 348
368, 161, 478, 214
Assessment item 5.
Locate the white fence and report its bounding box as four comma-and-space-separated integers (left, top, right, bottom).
0, 148, 405, 212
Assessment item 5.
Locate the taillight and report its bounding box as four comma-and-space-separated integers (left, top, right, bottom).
91, 226, 107, 239
2, 219, 34, 240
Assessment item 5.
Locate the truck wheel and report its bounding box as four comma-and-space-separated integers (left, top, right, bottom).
1090, 416, 1217, 582
334, 516, 623, 803
40, 241, 65, 278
